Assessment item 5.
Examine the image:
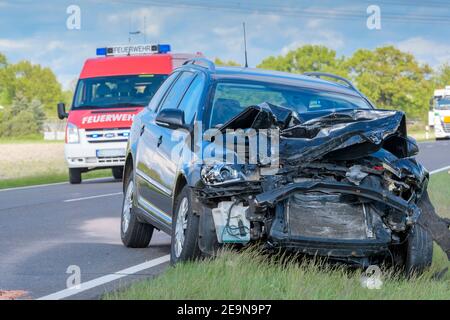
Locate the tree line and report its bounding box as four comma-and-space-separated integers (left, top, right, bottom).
0, 53, 72, 137
217, 45, 450, 122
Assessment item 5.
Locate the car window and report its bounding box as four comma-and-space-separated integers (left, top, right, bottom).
209, 82, 371, 128
177, 73, 206, 124
158, 71, 196, 112
147, 71, 180, 112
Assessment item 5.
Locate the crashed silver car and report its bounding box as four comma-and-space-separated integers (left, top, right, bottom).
122, 62, 450, 275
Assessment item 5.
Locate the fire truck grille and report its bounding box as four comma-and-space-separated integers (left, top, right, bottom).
442, 122, 450, 133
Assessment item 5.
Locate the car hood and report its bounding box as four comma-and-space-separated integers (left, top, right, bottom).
215, 102, 409, 165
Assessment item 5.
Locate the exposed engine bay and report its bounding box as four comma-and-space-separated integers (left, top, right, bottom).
194, 103, 450, 268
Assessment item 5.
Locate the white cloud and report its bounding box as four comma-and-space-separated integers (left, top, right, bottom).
396, 37, 450, 67
281, 29, 345, 55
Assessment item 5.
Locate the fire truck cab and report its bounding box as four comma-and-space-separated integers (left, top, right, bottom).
57, 44, 200, 183
429, 86, 450, 140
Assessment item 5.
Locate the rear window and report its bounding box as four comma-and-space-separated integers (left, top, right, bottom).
72, 74, 168, 109
209, 82, 371, 128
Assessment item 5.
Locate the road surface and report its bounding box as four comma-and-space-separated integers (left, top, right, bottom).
0, 140, 449, 299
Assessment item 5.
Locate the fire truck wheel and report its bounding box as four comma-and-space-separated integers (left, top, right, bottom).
112, 167, 124, 180
69, 168, 82, 184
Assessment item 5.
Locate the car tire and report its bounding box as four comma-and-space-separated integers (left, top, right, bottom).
112, 167, 124, 180
69, 168, 82, 184
121, 175, 154, 248
405, 223, 433, 277
170, 185, 201, 265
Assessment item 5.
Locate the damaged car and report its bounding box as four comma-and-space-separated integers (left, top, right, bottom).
121, 58, 450, 275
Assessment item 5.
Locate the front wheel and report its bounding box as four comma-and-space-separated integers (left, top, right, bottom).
121, 176, 154, 248
69, 168, 82, 184
405, 224, 433, 277
170, 185, 200, 265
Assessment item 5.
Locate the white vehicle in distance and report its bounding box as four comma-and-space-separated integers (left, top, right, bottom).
429, 86, 450, 140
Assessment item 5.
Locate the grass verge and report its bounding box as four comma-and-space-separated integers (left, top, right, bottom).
106, 172, 450, 300
0, 169, 112, 189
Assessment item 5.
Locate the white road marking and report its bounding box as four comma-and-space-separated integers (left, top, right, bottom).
0, 177, 115, 192
430, 165, 450, 175
64, 192, 122, 202
36, 254, 170, 300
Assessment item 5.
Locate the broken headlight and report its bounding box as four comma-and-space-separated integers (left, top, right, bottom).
201, 164, 259, 186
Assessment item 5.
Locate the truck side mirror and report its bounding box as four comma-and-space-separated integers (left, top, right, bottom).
57, 102, 68, 120
429, 98, 434, 111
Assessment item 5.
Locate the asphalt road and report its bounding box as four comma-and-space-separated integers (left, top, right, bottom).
0, 140, 450, 300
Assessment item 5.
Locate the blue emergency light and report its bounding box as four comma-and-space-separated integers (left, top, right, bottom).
96, 47, 107, 56
157, 44, 171, 53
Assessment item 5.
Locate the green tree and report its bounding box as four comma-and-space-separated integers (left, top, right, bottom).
0, 92, 46, 137
345, 46, 432, 121
434, 64, 450, 88
9, 60, 64, 117
214, 58, 241, 67
257, 45, 347, 77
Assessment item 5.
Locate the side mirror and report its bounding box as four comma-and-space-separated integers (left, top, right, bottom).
429, 98, 434, 111
57, 102, 68, 119
406, 136, 419, 157
155, 108, 186, 130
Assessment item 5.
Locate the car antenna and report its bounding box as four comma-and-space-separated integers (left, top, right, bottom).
243, 22, 248, 68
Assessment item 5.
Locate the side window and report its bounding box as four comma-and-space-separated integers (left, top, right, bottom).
177, 73, 206, 124
158, 71, 195, 112
148, 71, 180, 112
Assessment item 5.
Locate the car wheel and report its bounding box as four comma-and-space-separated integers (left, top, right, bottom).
112, 167, 124, 180
170, 185, 200, 264
405, 223, 433, 277
121, 175, 154, 248
69, 168, 82, 184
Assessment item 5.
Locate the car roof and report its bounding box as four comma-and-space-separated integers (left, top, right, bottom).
181, 64, 361, 97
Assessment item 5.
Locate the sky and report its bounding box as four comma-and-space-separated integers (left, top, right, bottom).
1, 0, 450, 89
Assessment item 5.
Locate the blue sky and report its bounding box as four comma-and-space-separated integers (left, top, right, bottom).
1, 0, 449, 89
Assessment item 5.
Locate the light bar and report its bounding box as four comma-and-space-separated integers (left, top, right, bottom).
96, 44, 171, 56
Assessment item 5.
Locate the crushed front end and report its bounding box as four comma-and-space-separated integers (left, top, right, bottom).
194, 103, 450, 267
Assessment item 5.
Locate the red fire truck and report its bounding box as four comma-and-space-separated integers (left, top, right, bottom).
57, 44, 201, 184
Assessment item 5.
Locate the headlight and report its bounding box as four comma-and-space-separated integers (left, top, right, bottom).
66, 122, 80, 144
201, 164, 259, 185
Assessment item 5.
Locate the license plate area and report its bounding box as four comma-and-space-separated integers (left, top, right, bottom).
287, 193, 370, 240
96, 148, 125, 158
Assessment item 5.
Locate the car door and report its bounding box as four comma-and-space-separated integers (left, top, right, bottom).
135, 71, 196, 229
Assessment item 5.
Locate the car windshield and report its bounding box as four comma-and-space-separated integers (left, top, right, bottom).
435, 97, 450, 110
208, 81, 372, 128
72, 74, 168, 109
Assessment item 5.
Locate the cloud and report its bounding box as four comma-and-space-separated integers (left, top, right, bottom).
396, 37, 450, 67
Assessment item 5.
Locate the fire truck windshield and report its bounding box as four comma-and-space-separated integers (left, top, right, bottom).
436, 97, 450, 110
72, 74, 168, 109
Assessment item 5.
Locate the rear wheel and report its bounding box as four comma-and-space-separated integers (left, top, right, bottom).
112, 167, 124, 180
69, 168, 82, 184
121, 175, 154, 248
405, 224, 433, 277
170, 185, 200, 264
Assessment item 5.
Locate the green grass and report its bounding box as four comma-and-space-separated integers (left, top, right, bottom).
0, 169, 112, 189
0, 134, 62, 144
106, 172, 450, 300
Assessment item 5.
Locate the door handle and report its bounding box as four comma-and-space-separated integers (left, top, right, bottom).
157, 135, 163, 147
140, 125, 145, 136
